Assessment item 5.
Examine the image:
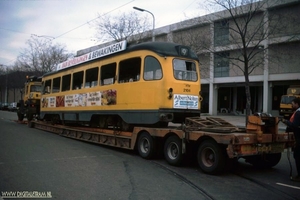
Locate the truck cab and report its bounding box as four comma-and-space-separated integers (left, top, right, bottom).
17, 76, 42, 121
279, 86, 300, 119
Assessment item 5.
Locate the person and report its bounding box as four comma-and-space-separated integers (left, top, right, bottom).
281, 97, 300, 182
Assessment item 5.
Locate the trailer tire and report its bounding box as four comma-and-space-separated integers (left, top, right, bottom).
197, 140, 226, 174
164, 135, 183, 166
246, 153, 281, 168
17, 112, 24, 121
137, 132, 155, 159
27, 120, 34, 128
27, 113, 33, 121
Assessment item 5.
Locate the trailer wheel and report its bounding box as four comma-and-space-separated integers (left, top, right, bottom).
197, 140, 226, 174
246, 153, 281, 168
164, 135, 183, 166
137, 132, 155, 159
17, 112, 24, 121
27, 113, 33, 121
27, 120, 34, 128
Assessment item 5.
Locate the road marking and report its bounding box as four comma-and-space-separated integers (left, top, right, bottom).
276, 182, 300, 190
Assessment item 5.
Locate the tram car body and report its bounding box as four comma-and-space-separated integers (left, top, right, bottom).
40, 41, 202, 129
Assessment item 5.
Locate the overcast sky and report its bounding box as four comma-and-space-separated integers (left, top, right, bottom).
0, 0, 208, 66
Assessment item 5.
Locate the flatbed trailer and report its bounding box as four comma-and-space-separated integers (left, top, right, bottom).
29, 115, 295, 174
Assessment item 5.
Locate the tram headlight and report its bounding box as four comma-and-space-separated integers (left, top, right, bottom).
168, 88, 173, 99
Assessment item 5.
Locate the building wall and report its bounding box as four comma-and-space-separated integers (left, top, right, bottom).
269, 41, 300, 74
198, 54, 210, 80
269, 3, 300, 38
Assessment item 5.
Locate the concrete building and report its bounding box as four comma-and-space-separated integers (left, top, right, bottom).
78, 0, 300, 116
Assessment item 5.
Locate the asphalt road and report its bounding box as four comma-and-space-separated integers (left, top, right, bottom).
1, 111, 300, 200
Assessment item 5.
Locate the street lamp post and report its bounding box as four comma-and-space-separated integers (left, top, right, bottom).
133, 6, 155, 42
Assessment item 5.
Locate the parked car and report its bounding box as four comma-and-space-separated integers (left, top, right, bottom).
8, 102, 17, 112
1, 103, 9, 111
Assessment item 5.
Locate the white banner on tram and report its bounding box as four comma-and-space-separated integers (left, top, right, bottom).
56, 40, 127, 71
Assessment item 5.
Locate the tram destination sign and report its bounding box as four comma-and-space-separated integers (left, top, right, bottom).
56, 40, 127, 71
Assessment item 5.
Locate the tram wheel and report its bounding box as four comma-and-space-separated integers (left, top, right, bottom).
99, 116, 108, 128
120, 120, 133, 132
51, 115, 60, 125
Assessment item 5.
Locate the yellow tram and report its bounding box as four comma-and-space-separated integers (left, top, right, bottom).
40, 41, 202, 130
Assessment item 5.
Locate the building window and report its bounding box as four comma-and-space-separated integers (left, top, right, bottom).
214, 52, 229, 77
214, 20, 229, 46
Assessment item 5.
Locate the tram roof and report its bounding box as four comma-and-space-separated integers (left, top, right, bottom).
126, 42, 198, 60
43, 41, 198, 77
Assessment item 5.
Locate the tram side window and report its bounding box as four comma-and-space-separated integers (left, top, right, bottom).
101, 63, 116, 85
52, 77, 61, 93
86, 67, 99, 88
173, 59, 197, 81
144, 56, 162, 81
72, 71, 83, 90
62, 74, 71, 91
43, 79, 51, 94
118, 57, 141, 83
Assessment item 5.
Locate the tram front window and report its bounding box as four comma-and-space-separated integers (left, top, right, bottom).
173, 59, 197, 81
30, 85, 41, 92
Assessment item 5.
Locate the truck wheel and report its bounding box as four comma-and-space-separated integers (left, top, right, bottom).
197, 140, 226, 174
27, 113, 33, 121
246, 153, 281, 168
27, 120, 34, 128
17, 112, 24, 121
137, 131, 155, 159
164, 135, 183, 166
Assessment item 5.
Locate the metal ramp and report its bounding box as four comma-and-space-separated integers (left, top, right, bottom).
185, 117, 240, 133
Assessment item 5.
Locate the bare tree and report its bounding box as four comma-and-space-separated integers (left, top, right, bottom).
174, 0, 300, 123
92, 11, 152, 43
17, 35, 72, 73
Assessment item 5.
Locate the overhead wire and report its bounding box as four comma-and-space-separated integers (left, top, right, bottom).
0, 0, 135, 65
54, 0, 135, 39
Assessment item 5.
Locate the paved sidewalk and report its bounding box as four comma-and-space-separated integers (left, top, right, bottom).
201, 114, 287, 131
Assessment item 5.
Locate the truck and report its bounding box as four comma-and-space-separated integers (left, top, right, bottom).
29, 114, 294, 174
17, 76, 42, 122
279, 85, 300, 119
